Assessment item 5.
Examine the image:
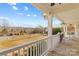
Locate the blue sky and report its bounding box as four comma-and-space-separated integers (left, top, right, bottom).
0, 3, 62, 28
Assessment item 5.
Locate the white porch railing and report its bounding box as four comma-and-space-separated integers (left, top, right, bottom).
0, 33, 61, 56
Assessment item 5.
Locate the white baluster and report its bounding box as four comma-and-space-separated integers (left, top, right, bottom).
33, 45, 35, 56
46, 39, 48, 51
27, 47, 29, 56
44, 40, 46, 52
22, 48, 25, 56
37, 43, 39, 56
30, 46, 32, 56
12, 51, 15, 56
36, 43, 37, 56
42, 40, 44, 53
41, 41, 43, 54
45, 40, 47, 50
40, 42, 41, 55
18, 49, 20, 56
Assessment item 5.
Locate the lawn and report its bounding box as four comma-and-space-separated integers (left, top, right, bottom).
0, 34, 44, 50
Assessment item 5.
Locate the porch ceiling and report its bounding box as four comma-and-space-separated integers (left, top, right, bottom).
32, 3, 79, 24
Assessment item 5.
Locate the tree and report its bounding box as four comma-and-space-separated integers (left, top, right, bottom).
37, 25, 46, 35
53, 28, 61, 35
1, 19, 9, 36
1, 19, 9, 28
1, 28, 8, 35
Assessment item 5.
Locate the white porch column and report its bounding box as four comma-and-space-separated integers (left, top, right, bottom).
47, 13, 53, 51
65, 24, 68, 37
63, 24, 66, 34
74, 24, 77, 37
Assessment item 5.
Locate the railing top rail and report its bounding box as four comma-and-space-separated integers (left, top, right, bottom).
0, 36, 50, 55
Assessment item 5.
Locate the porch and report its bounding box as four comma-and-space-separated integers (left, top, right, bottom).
0, 3, 79, 56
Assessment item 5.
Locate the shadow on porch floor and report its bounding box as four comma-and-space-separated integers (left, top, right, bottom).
47, 37, 79, 56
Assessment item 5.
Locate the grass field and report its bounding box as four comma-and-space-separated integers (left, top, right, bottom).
0, 34, 44, 50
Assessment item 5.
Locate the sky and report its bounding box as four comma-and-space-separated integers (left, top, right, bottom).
0, 3, 62, 28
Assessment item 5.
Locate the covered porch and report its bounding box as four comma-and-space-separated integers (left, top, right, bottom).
0, 3, 79, 56
32, 3, 79, 56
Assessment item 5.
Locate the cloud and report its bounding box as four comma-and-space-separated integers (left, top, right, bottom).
34, 14, 37, 17
27, 14, 30, 16
8, 3, 16, 6
24, 6, 29, 11
0, 16, 9, 26
16, 13, 23, 15
8, 3, 18, 11
0, 16, 9, 20
12, 6, 18, 10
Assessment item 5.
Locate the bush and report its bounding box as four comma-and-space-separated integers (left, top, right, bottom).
1, 28, 8, 36
53, 28, 61, 35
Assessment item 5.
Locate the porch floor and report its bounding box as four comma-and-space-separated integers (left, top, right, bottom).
47, 37, 79, 56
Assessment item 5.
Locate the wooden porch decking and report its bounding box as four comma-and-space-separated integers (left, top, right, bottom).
47, 37, 79, 56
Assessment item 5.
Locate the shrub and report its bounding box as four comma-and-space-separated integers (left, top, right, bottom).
53, 28, 61, 35
1, 28, 8, 36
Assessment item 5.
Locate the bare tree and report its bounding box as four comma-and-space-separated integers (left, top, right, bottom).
1, 19, 9, 36
1, 19, 9, 28
37, 25, 46, 35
